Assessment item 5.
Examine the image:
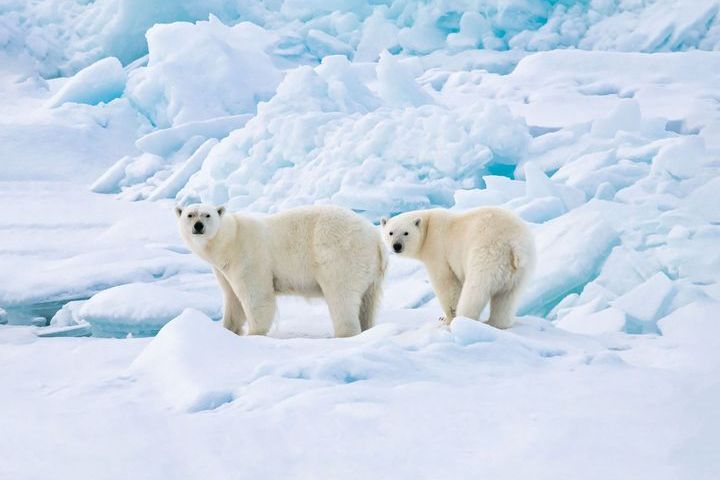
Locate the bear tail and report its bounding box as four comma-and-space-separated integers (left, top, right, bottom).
359, 243, 388, 331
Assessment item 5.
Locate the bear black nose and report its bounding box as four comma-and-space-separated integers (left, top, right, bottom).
193, 221, 204, 233
393, 242, 402, 253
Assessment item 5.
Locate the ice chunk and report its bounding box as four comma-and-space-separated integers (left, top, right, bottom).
355, 8, 399, 62
125, 18, 281, 127
36, 323, 92, 338
524, 161, 585, 211
611, 272, 675, 332
397, 10, 445, 54
79, 283, 220, 338
591, 99, 642, 137
316, 55, 381, 113
376, 50, 433, 107
557, 303, 626, 335
46, 57, 126, 108
658, 300, 720, 344
135, 114, 251, 157
520, 203, 619, 316
651, 136, 705, 179
90, 156, 134, 194
305, 29, 353, 58
147, 138, 218, 201
0, 307, 7, 325
447, 12, 489, 50
680, 177, 720, 224
515, 197, 565, 223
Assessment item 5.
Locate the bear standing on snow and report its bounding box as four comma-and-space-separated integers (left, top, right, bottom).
176, 204, 387, 338
381, 207, 535, 329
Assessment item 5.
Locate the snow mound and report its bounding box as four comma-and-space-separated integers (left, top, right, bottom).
132, 311, 576, 411
79, 283, 220, 338
131, 309, 239, 411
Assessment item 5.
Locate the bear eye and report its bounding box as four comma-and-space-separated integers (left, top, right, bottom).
187, 213, 193, 218
389, 231, 393, 236
204, 214, 210, 218
404, 232, 409, 236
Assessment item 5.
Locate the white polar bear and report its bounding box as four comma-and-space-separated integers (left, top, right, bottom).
176, 204, 387, 338
381, 207, 535, 329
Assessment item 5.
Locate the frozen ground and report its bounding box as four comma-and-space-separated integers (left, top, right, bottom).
1, 0, 719, 478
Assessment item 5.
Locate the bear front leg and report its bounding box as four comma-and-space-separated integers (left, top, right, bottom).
236, 287, 276, 336
213, 268, 246, 335
427, 265, 462, 325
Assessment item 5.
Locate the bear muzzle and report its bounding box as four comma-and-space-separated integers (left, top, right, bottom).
193, 221, 205, 234
393, 242, 403, 253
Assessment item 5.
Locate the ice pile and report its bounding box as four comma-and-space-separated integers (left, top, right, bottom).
4, 0, 720, 78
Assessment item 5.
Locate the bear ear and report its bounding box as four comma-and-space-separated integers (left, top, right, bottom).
414, 217, 421, 227
217, 206, 226, 216
175, 206, 183, 217
380, 216, 388, 227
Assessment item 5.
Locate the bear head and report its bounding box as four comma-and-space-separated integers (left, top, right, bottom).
175, 203, 226, 243
380, 212, 424, 258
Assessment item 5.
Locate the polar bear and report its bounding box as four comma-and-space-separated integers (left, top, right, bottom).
176, 204, 387, 337
381, 207, 535, 329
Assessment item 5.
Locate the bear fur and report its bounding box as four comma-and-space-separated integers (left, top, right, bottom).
381, 207, 535, 328
176, 204, 387, 337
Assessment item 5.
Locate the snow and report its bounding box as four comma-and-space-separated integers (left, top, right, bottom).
46, 57, 126, 108
125, 17, 281, 128
2, 0, 720, 478
611, 272, 676, 333
78, 283, 220, 337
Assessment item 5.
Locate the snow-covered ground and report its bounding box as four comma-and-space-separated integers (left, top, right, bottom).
1, 0, 719, 478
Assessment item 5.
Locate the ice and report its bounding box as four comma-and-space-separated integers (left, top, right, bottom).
651, 135, 706, 180
125, 17, 281, 128
680, 176, 720, 224
556, 304, 626, 335
147, 138, 218, 201
611, 272, 676, 333
306, 29, 353, 58
90, 156, 135, 194
79, 283, 220, 338
355, 8, 399, 62
134, 114, 252, 157
520, 203, 620, 316
46, 57, 126, 108
36, 323, 93, 338
376, 50, 433, 107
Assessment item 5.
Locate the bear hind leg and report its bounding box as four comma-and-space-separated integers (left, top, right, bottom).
358, 278, 382, 332
320, 282, 362, 338
454, 277, 492, 323
488, 289, 520, 329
